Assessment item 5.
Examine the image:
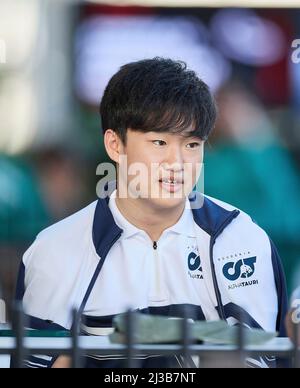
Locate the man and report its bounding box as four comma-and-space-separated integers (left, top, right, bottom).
15, 58, 287, 368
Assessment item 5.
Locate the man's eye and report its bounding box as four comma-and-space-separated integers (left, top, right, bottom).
186, 142, 201, 149
152, 140, 166, 146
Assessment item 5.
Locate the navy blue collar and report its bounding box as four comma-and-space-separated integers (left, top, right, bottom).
92, 196, 123, 259
189, 192, 240, 237
92, 192, 240, 259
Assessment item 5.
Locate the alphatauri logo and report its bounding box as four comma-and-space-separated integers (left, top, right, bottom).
222, 257, 258, 290
223, 257, 257, 281
188, 252, 203, 280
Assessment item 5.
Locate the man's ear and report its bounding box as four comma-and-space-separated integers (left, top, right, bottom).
104, 129, 125, 163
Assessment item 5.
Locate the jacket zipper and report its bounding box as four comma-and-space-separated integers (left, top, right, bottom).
150, 241, 167, 302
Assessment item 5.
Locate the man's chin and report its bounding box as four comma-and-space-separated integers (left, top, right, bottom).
141, 195, 187, 210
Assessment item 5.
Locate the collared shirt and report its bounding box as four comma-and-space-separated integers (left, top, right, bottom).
84, 191, 218, 324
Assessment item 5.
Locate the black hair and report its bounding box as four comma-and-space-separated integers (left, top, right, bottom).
100, 57, 217, 144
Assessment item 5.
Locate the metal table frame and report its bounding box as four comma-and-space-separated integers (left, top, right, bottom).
1, 305, 299, 368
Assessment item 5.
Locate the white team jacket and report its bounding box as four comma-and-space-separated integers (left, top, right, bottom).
15, 191, 288, 368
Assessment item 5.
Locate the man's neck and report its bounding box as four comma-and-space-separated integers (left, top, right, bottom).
115, 193, 186, 242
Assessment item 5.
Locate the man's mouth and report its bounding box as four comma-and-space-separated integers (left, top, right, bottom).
158, 177, 184, 193
160, 178, 182, 183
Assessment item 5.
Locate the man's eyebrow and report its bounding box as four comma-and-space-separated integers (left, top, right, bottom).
179, 131, 202, 139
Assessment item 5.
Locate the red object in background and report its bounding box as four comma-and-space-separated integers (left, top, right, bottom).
255, 10, 294, 106
255, 59, 290, 106
81, 4, 154, 18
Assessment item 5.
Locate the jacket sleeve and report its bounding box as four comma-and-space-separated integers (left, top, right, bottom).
12, 243, 68, 369
269, 239, 288, 338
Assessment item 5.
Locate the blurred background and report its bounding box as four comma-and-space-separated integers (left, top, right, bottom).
0, 0, 300, 322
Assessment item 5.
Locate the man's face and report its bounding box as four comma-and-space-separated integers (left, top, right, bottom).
117, 128, 204, 210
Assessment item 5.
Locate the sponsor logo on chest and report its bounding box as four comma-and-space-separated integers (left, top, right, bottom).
187, 244, 203, 280
217, 252, 259, 290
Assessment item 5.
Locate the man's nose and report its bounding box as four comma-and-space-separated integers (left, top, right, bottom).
161, 145, 184, 172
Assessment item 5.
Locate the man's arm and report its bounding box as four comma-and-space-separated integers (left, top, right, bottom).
269, 239, 289, 337
13, 242, 70, 368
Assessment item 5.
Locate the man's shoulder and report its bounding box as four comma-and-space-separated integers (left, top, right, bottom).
37, 201, 98, 240
204, 194, 253, 221
23, 201, 98, 268
204, 194, 239, 210
203, 194, 268, 237
201, 196, 276, 280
